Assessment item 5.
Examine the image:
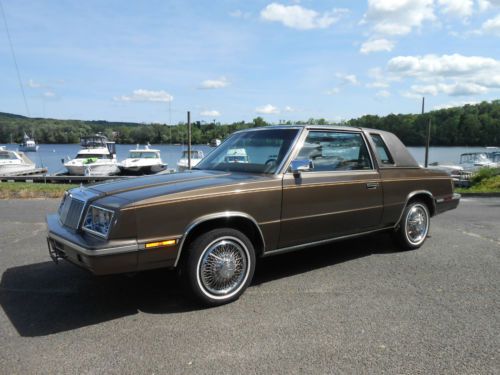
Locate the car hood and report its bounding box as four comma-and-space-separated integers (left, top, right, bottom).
87, 170, 276, 207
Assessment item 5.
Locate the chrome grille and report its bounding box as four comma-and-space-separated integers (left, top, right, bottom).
59, 197, 85, 229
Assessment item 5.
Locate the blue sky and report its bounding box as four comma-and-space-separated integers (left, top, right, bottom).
1, 0, 500, 124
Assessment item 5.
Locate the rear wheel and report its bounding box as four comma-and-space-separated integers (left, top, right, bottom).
393, 201, 430, 250
183, 228, 255, 306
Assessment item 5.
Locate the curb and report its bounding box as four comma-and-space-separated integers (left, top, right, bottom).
458, 192, 500, 197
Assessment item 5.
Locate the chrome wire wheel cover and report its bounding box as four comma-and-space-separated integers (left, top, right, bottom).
197, 237, 250, 299
405, 204, 429, 245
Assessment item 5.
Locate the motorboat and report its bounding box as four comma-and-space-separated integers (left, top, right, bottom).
224, 148, 249, 163
209, 138, 221, 147
459, 152, 499, 170
427, 161, 464, 176
64, 135, 120, 176
18, 132, 39, 152
118, 145, 167, 175
0, 146, 37, 175
177, 150, 204, 172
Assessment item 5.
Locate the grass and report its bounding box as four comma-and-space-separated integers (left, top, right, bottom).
456, 167, 500, 194
0, 182, 77, 199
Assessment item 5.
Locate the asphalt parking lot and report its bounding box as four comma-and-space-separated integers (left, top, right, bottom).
0, 197, 498, 374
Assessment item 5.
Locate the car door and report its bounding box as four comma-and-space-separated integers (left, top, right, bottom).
279, 130, 383, 249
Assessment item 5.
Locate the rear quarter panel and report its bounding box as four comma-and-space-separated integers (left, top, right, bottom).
379, 168, 453, 226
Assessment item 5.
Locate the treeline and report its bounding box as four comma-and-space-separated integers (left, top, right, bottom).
1, 100, 499, 146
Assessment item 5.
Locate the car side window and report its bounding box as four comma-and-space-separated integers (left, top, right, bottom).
370, 134, 394, 165
296, 131, 373, 172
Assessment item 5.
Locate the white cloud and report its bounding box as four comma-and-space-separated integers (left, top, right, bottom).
325, 88, 340, 95
387, 54, 499, 79
481, 14, 500, 35
43, 91, 55, 98
284, 106, 295, 112
200, 110, 221, 117
229, 10, 251, 19
27, 79, 42, 88
360, 38, 395, 54
255, 104, 280, 114
199, 77, 230, 89
362, 0, 435, 36
260, 3, 346, 30
386, 54, 500, 97
433, 100, 479, 110
114, 89, 173, 102
438, 0, 473, 18
410, 82, 488, 96
376, 90, 391, 98
336, 73, 359, 85
478, 0, 500, 11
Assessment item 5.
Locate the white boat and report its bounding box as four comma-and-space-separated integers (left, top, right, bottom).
18, 132, 39, 152
177, 150, 205, 172
210, 138, 221, 147
64, 135, 120, 176
459, 152, 499, 170
0, 146, 37, 175
118, 145, 167, 175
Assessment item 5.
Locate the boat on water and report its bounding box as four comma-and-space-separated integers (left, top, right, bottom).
177, 150, 204, 172
459, 152, 499, 170
118, 144, 167, 175
18, 132, 39, 152
209, 138, 221, 147
64, 135, 120, 176
0, 146, 37, 175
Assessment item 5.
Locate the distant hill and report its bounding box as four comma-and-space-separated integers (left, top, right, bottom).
1, 100, 499, 146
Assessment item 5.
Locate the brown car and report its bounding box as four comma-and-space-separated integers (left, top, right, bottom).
47, 125, 460, 305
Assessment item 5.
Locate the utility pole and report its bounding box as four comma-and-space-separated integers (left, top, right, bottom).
187, 111, 192, 170
422, 97, 431, 168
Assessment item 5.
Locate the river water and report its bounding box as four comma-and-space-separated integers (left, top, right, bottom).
0, 143, 495, 174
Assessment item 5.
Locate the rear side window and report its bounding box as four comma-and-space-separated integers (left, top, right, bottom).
370, 134, 394, 165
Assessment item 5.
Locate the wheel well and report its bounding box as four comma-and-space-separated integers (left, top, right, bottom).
408, 193, 435, 216
178, 217, 265, 265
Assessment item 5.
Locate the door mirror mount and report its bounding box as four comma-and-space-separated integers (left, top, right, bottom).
290, 159, 312, 176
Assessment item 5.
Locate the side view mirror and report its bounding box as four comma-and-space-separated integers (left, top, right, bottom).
290, 159, 312, 176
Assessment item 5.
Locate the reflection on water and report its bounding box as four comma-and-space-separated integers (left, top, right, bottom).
0, 143, 496, 173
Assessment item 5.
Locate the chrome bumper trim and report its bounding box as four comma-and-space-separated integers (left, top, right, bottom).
47, 232, 139, 257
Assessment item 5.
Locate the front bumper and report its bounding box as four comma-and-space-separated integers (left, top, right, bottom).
46, 213, 139, 275
435, 193, 461, 214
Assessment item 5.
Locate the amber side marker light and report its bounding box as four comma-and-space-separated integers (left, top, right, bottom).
145, 239, 177, 249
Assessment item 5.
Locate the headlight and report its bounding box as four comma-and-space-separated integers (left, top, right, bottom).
82, 205, 114, 238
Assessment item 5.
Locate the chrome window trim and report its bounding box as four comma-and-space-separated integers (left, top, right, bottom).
369, 133, 395, 167
82, 204, 116, 239
274, 127, 306, 175
282, 129, 376, 175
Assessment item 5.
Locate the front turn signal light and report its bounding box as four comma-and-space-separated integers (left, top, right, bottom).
145, 239, 177, 249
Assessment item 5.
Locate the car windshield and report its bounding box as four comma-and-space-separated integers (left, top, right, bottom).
129, 151, 158, 159
195, 128, 299, 174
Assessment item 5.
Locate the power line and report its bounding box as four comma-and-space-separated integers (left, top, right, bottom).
0, 0, 30, 116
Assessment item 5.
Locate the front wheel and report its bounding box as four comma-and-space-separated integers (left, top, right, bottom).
183, 228, 256, 306
393, 201, 430, 250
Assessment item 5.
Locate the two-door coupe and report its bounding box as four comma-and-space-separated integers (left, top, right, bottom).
47, 125, 460, 305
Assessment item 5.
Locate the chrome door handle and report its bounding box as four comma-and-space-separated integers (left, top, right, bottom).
366, 182, 379, 190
